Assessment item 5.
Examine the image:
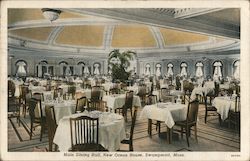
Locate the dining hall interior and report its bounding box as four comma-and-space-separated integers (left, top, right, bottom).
6, 8, 241, 152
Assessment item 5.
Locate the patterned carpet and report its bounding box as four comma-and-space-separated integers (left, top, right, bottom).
8, 104, 240, 152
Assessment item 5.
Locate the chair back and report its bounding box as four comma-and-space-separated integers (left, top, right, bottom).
68, 85, 76, 99
45, 105, 57, 151
168, 84, 175, 90
109, 88, 120, 94
161, 88, 174, 103
8, 80, 16, 97
70, 116, 99, 149
76, 96, 87, 112
186, 99, 199, 124
137, 85, 147, 97
146, 94, 157, 105
29, 98, 43, 121
54, 88, 63, 99
32, 92, 44, 101
20, 85, 29, 100
123, 91, 134, 116
91, 86, 102, 102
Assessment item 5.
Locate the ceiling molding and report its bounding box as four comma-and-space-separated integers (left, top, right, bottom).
68, 8, 239, 39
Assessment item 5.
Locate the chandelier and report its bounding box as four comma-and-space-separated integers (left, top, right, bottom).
41, 8, 61, 22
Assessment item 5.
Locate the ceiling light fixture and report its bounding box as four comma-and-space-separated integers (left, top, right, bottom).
41, 8, 61, 22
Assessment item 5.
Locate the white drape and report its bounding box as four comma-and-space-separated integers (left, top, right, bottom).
84, 66, 90, 75
65, 66, 72, 76
234, 61, 240, 79
180, 63, 187, 77
196, 62, 203, 77
213, 62, 222, 80
16, 65, 26, 76
167, 64, 173, 77
155, 64, 161, 77
145, 64, 150, 76
93, 64, 100, 75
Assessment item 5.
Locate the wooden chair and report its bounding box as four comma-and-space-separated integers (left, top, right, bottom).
174, 99, 199, 147
8, 96, 21, 126
137, 84, 147, 105
228, 95, 240, 133
161, 88, 175, 103
19, 85, 29, 116
120, 107, 138, 151
76, 96, 87, 113
183, 81, 194, 104
45, 106, 58, 151
146, 94, 157, 105
204, 93, 221, 124
68, 85, 76, 99
88, 86, 102, 111
69, 116, 107, 151
146, 94, 163, 137
32, 92, 44, 101
8, 80, 16, 98
115, 91, 134, 122
54, 88, 63, 99
109, 87, 120, 95
29, 98, 46, 141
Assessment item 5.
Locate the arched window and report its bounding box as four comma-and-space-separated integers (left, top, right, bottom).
38, 60, 48, 77
213, 61, 223, 81
167, 63, 174, 77
145, 64, 151, 76
93, 63, 101, 75
16, 60, 27, 77
180, 62, 188, 77
155, 63, 162, 77
233, 60, 240, 80
59, 61, 68, 76
78, 62, 85, 76
195, 62, 204, 77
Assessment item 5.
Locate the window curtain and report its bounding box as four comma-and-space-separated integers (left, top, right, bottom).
213, 62, 222, 80
196, 62, 203, 77
167, 64, 173, 77
16, 61, 27, 77
180, 63, 187, 77
93, 64, 100, 75
155, 64, 161, 77
234, 61, 240, 79
145, 64, 151, 76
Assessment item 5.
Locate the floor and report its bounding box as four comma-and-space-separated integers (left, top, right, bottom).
8, 104, 240, 152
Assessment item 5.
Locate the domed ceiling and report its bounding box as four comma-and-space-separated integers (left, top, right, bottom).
8, 8, 240, 59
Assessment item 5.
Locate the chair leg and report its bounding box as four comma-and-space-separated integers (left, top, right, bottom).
30, 122, 33, 140
157, 121, 161, 137
181, 127, 183, 138
185, 126, 190, 147
148, 119, 152, 136
205, 110, 207, 123
194, 125, 198, 142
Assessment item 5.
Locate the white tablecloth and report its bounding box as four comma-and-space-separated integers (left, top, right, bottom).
58, 85, 69, 94
204, 81, 215, 89
76, 89, 105, 99
220, 83, 230, 89
12, 80, 23, 97
139, 102, 187, 128
170, 90, 184, 96
212, 97, 236, 120
103, 94, 141, 112
190, 87, 214, 100
42, 100, 76, 123
53, 111, 126, 151
29, 85, 46, 94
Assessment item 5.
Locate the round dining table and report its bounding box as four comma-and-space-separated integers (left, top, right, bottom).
53, 111, 126, 151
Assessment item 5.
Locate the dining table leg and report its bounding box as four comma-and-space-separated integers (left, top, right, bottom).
167, 127, 172, 144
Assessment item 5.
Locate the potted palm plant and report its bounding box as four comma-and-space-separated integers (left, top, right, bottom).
108, 49, 136, 83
